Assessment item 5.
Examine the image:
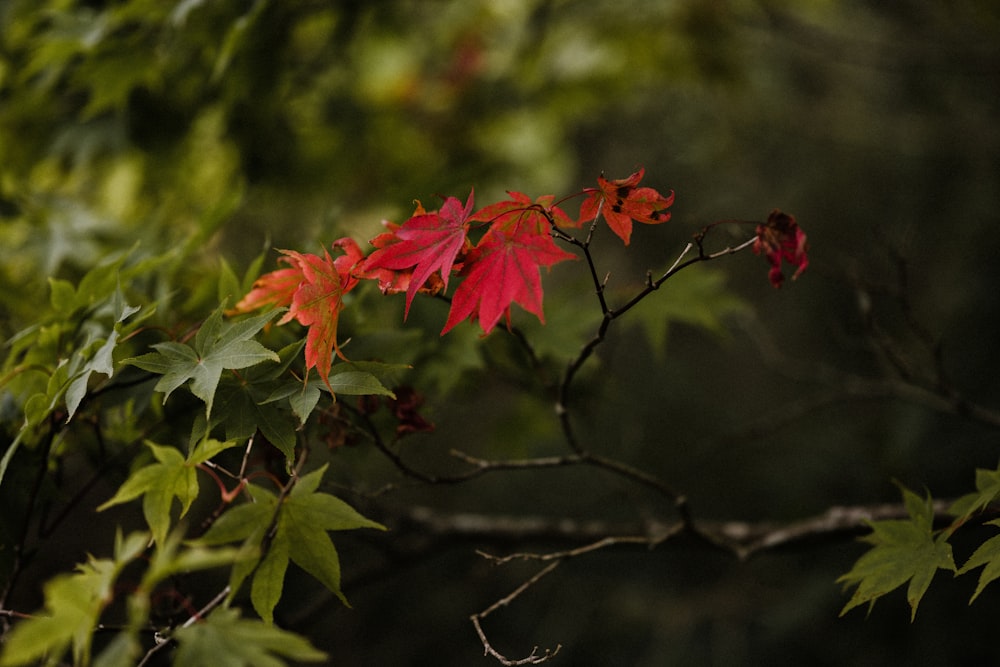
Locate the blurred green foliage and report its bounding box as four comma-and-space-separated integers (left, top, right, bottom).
2, 0, 1000, 665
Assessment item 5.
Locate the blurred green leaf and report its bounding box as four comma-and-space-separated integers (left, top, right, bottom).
96, 439, 238, 546
0, 565, 113, 666
627, 266, 749, 355
172, 607, 327, 666
0, 531, 147, 667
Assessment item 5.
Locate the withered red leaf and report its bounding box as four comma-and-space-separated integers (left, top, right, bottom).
577, 168, 674, 245
753, 209, 809, 288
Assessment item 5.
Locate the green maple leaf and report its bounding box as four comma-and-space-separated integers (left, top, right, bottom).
957, 518, 1000, 603
838, 486, 956, 620
209, 339, 312, 460
214, 375, 298, 460
209, 347, 399, 460
949, 461, 1000, 519
194, 464, 385, 623
125, 306, 279, 419
262, 361, 398, 414
98, 439, 240, 546
172, 607, 326, 666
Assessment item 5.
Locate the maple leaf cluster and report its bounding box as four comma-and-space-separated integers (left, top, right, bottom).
230, 169, 806, 389
345, 190, 581, 335
348, 169, 676, 335
230, 172, 671, 387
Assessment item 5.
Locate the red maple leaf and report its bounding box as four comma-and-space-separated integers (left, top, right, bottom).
330, 237, 365, 289
577, 168, 675, 245
470, 191, 576, 229
351, 220, 447, 298
359, 192, 474, 316
753, 209, 809, 288
442, 206, 576, 335
231, 244, 358, 390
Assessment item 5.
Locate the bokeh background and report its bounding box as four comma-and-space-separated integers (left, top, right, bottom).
2, 1, 1000, 664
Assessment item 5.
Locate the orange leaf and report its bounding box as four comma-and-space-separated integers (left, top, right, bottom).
230, 267, 302, 315
281, 250, 349, 388
232, 244, 359, 390
577, 168, 674, 244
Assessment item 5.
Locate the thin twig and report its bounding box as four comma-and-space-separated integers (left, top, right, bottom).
238, 433, 255, 479
470, 560, 563, 665
476, 533, 660, 565
741, 306, 1000, 430
582, 452, 683, 501
180, 585, 232, 628
136, 585, 232, 667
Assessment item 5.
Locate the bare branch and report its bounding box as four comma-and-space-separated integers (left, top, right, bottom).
470, 560, 563, 665
458, 495, 951, 665
583, 452, 683, 501
396, 498, 955, 561
449, 449, 583, 472
476, 533, 664, 565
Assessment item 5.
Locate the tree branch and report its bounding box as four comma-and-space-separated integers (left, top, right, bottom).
394, 498, 955, 561
411, 496, 953, 666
